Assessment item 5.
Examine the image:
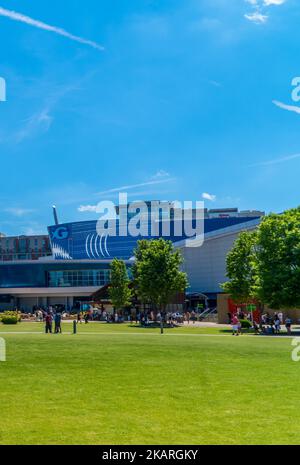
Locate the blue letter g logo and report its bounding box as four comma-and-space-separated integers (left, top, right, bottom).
52, 227, 69, 240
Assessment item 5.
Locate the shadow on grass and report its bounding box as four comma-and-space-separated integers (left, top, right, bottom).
127, 323, 180, 330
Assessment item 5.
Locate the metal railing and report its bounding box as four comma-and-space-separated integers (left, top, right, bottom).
198, 307, 217, 321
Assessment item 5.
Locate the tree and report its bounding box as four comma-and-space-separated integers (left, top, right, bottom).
255, 208, 300, 309
132, 238, 189, 312
222, 207, 300, 311
221, 231, 258, 303
109, 259, 132, 312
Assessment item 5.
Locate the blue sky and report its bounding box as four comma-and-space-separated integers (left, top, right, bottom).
0, 0, 299, 235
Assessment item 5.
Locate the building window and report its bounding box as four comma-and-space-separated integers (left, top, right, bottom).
19, 238, 27, 252
48, 269, 111, 287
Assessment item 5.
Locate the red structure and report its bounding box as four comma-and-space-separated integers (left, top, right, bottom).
228, 298, 260, 322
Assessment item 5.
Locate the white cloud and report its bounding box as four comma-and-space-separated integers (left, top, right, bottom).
244, 0, 286, 24
0, 6, 104, 51
272, 100, 300, 114
208, 80, 222, 88
263, 0, 286, 5
14, 83, 77, 143
244, 12, 268, 23
78, 205, 98, 213
15, 107, 53, 142
21, 225, 46, 235
4, 207, 34, 217
151, 170, 170, 179
202, 192, 216, 202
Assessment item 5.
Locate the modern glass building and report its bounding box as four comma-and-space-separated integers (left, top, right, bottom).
0, 207, 264, 312
0, 260, 115, 312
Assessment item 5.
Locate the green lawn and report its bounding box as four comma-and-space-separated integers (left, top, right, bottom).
0, 322, 299, 445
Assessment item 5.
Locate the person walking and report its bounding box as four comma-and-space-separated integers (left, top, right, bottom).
45, 313, 53, 334
54, 313, 62, 334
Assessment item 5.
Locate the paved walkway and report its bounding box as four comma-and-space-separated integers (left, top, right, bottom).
182, 321, 229, 328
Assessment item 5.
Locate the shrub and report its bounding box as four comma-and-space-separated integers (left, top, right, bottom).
240, 319, 252, 329
0, 311, 19, 325
1, 316, 18, 325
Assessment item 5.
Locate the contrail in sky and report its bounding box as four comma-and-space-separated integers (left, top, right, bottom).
0, 6, 104, 51
94, 177, 176, 197
249, 153, 300, 167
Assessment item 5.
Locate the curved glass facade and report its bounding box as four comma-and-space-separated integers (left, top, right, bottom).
47, 217, 258, 261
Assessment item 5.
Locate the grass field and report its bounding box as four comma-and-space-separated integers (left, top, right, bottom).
0, 322, 299, 445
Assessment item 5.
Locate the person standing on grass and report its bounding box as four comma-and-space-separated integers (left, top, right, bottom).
45, 313, 53, 334
232, 314, 239, 336
191, 310, 196, 324
237, 317, 242, 335
274, 317, 281, 334
285, 317, 292, 335
253, 320, 260, 335
54, 312, 62, 334
278, 311, 283, 324
186, 311, 191, 324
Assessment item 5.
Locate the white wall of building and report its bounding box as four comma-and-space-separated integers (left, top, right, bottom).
180, 221, 259, 294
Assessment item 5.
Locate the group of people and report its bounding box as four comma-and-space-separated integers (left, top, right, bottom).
77, 309, 112, 323
230, 309, 293, 336
261, 311, 293, 335
32, 306, 64, 334
185, 310, 203, 324
45, 312, 62, 334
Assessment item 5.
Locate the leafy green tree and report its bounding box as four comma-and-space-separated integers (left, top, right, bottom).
132, 238, 189, 311
221, 231, 258, 303
109, 259, 132, 312
255, 208, 300, 309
